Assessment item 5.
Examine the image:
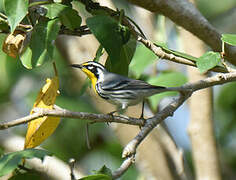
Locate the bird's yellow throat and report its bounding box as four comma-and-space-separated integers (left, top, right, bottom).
81, 68, 98, 93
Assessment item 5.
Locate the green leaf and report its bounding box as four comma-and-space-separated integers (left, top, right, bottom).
0, 20, 10, 32
221, 34, 236, 46
196, 51, 221, 73
93, 45, 104, 62
20, 18, 60, 69
129, 44, 157, 78
0, 0, 4, 12
119, 24, 131, 44
42, 3, 68, 19
148, 72, 187, 110
0, 149, 52, 177
4, 0, 28, 32
97, 165, 112, 177
43, 3, 81, 30
105, 36, 137, 75
59, 8, 81, 30
78, 174, 112, 180
86, 15, 123, 67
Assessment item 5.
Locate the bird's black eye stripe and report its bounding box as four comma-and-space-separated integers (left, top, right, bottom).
85, 65, 99, 77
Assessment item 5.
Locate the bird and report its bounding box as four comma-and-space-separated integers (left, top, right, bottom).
71, 61, 182, 118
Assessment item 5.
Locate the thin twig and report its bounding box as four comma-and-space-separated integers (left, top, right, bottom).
112, 155, 135, 179
137, 36, 228, 73
68, 158, 76, 180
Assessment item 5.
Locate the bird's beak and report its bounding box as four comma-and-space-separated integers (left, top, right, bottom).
70, 64, 82, 69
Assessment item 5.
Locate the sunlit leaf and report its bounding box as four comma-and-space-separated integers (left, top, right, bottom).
4, 0, 28, 32
221, 34, 236, 46
129, 44, 157, 78
24, 64, 60, 149
0, 149, 52, 177
196, 51, 221, 73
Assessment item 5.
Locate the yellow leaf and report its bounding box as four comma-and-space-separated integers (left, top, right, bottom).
2, 30, 26, 58
24, 68, 60, 149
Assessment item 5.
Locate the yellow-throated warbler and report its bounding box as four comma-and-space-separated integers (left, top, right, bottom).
71, 61, 182, 116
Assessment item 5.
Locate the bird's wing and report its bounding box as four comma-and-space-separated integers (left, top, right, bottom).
101, 73, 165, 91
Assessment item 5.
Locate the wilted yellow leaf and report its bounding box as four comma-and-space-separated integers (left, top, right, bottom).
24, 65, 60, 149
2, 30, 26, 58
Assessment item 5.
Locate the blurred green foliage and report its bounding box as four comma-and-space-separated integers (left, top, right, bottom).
0, 149, 52, 177
196, 0, 236, 18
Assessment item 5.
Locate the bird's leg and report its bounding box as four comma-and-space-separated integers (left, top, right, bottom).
139, 101, 146, 129
106, 111, 117, 126
107, 110, 117, 116
140, 101, 145, 119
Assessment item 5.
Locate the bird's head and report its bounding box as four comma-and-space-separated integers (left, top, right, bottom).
71, 61, 106, 89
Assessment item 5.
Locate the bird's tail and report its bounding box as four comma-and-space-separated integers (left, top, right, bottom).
152, 86, 184, 94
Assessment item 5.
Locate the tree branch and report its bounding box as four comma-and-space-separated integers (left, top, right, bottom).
112, 155, 135, 179
0, 108, 144, 130
125, 0, 236, 65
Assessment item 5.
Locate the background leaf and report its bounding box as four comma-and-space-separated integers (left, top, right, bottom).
221, 34, 236, 46
129, 44, 157, 78
20, 18, 60, 69
78, 174, 112, 180
0, 149, 52, 177
4, 0, 28, 32
196, 51, 221, 73
148, 72, 187, 110
97, 165, 112, 177
43, 3, 81, 30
